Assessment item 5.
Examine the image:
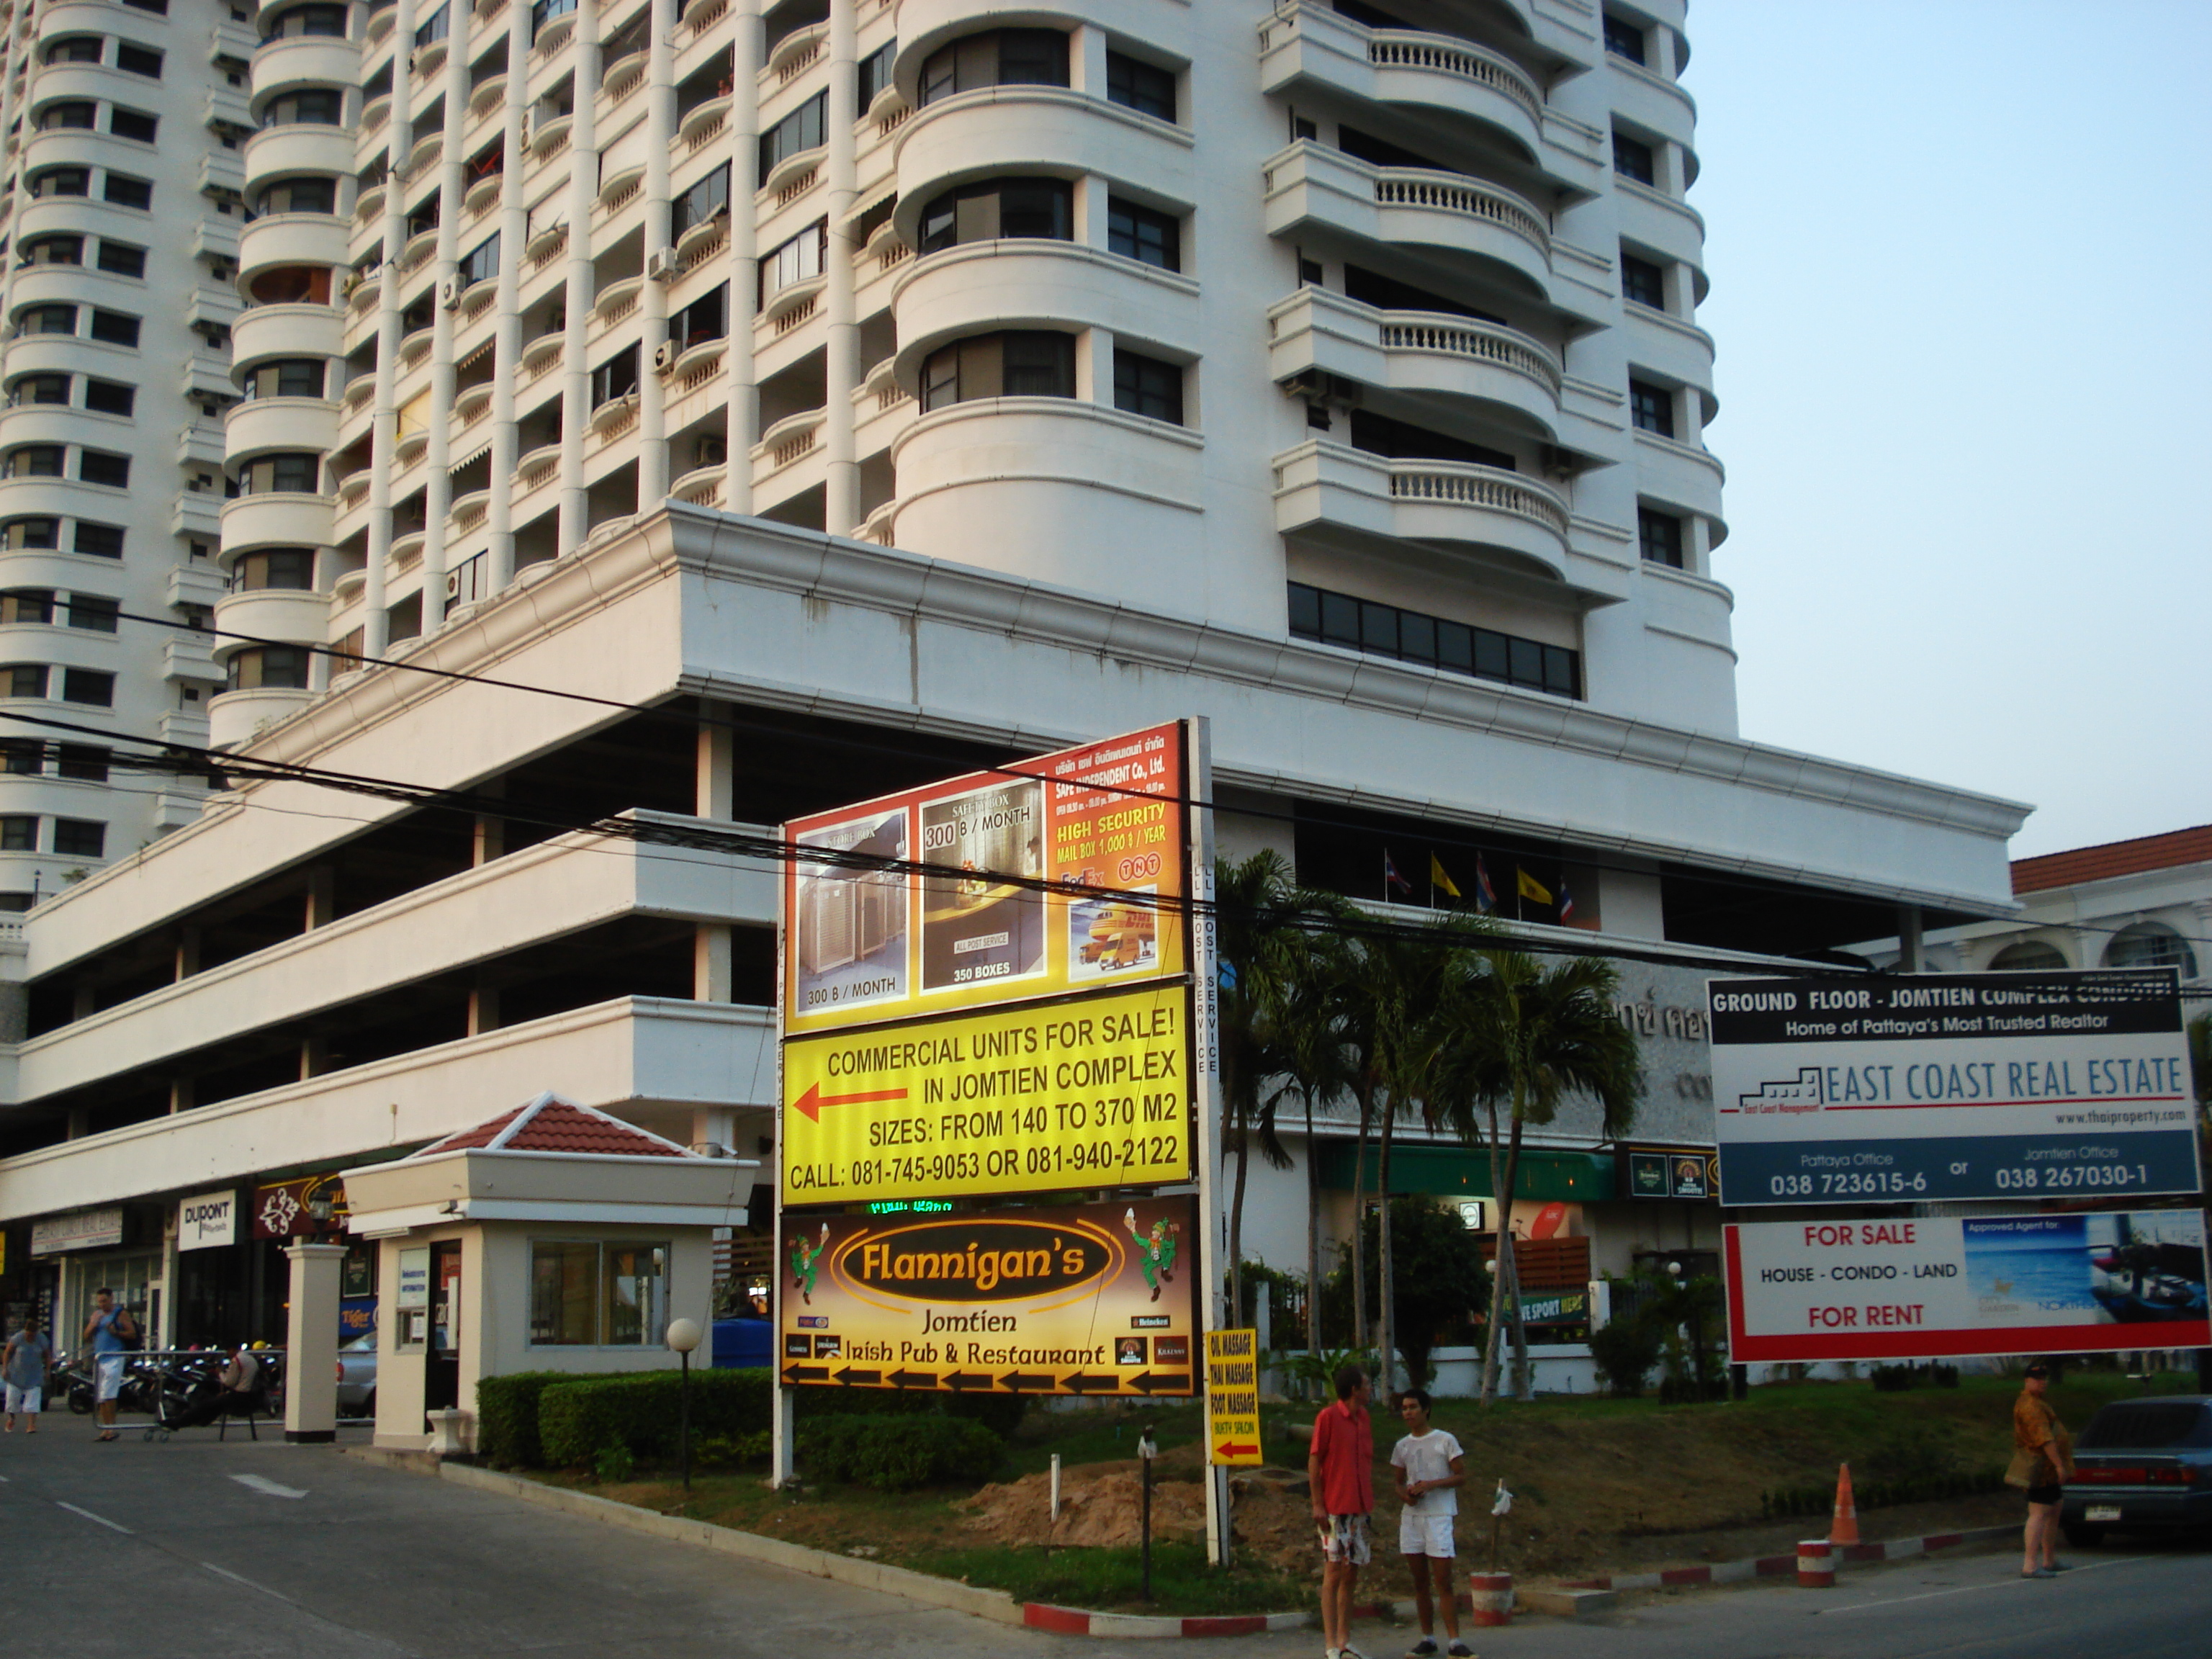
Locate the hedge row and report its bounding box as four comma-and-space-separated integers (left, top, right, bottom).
539, 1370, 769, 1467
798, 1414, 1007, 1490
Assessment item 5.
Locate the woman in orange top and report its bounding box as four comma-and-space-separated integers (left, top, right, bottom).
2012, 1363, 2072, 1578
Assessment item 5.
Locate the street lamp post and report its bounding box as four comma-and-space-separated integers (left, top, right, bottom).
667, 1317, 703, 1492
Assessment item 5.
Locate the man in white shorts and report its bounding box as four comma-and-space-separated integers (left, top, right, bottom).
4, 1313, 53, 1433
1390, 1388, 1472, 1659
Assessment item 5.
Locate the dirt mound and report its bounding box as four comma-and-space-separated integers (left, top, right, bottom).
960, 1465, 1209, 1549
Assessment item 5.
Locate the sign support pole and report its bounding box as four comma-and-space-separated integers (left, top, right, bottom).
1185, 719, 1231, 1568
771, 884, 795, 1490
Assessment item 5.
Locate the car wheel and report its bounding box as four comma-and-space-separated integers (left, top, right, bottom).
2061, 1521, 2105, 1549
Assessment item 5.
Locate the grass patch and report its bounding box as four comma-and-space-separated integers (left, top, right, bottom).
910, 1541, 1313, 1616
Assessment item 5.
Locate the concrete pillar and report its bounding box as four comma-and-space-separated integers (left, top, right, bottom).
467, 979, 500, 1037
305, 866, 336, 929
283, 1242, 348, 1443
691, 1105, 736, 1159
696, 706, 734, 819
1897, 906, 1923, 973
694, 924, 732, 1002
174, 925, 202, 980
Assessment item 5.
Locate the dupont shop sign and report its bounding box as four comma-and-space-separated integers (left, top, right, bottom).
176, 1191, 238, 1251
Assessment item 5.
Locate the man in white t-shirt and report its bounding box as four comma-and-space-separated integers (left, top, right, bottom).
1389, 1389, 1471, 1659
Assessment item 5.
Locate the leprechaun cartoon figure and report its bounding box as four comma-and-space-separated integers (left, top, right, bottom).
1125, 1208, 1180, 1302
788, 1222, 830, 1303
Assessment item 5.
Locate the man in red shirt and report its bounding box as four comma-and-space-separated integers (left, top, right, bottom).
1308, 1364, 1375, 1659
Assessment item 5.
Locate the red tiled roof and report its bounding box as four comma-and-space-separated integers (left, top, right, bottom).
417, 1094, 696, 1159
2012, 825, 2212, 896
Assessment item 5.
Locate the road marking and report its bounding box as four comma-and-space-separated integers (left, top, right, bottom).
1820, 1555, 2148, 1614
55, 1501, 132, 1534
230, 1473, 307, 1500
202, 1561, 300, 1606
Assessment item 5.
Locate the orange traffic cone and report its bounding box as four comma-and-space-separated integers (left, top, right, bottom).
1828, 1461, 1860, 1546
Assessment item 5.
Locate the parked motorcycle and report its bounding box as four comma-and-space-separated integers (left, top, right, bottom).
48, 1352, 96, 1416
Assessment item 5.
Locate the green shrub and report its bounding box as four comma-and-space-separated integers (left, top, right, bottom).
594, 1443, 636, 1483
798, 1413, 1006, 1491
1588, 1318, 1663, 1398
539, 1367, 773, 1467
477, 1371, 584, 1469
693, 1431, 772, 1469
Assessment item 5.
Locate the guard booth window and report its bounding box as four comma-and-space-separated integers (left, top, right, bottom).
529, 1241, 667, 1345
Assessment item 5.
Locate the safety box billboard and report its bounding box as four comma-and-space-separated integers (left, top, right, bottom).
1707, 970, 2196, 1205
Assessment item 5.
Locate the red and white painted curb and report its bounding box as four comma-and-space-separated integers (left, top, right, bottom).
1559, 1524, 2017, 1593
1022, 1605, 1313, 1639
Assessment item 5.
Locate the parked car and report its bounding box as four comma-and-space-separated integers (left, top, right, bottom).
2062, 1394, 2212, 1547
336, 1333, 378, 1419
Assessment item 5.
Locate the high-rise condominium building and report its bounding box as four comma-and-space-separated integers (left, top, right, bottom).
0, 1, 2028, 1389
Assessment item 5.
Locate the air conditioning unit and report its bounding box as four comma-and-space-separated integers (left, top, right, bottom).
644, 246, 680, 282
444, 570, 462, 598
652, 339, 678, 371
438, 276, 461, 307
1280, 369, 1361, 408
697, 435, 727, 467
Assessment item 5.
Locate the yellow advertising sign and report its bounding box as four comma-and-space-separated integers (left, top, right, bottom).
780, 1198, 1197, 1397
782, 983, 1194, 1205
1205, 1328, 1263, 1465
783, 722, 1189, 1038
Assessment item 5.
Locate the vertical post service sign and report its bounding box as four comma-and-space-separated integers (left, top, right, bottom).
1708, 970, 2197, 1206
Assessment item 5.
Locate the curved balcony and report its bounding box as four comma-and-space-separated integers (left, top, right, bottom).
233, 303, 344, 372
468, 73, 509, 125
1257, 4, 1543, 165
1629, 428, 1725, 519
410, 36, 449, 81
601, 48, 647, 104
529, 114, 573, 163
453, 383, 495, 431
531, 10, 577, 60
404, 131, 444, 185
1613, 179, 1705, 274
1267, 289, 1562, 441
221, 491, 335, 552
513, 440, 563, 495
518, 331, 567, 382
448, 487, 493, 536
1607, 58, 1698, 156
248, 37, 362, 113
12, 192, 144, 248
0, 336, 98, 382
892, 86, 1194, 249
590, 273, 644, 335
211, 587, 329, 650
892, 0, 1166, 86
210, 685, 318, 750
238, 210, 350, 286
595, 163, 646, 220
669, 464, 724, 509
464, 171, 503, 218
1272, 439, 1570, 585
244, 122, 357, 189
1619, 306, 1715, 403
1263, 140, 1550, 305
679, 94, 731, 151
387, 529, 426, 575
6, 264, 106, 313
890, 240, 1202, 390
27, 66, 109, 109
225, 395, 341, 462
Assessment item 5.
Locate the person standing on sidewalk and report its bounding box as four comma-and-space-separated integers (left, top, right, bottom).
2011, 1363, 2072, 1578
81, 1289, 136, 1442
1390, 1389, 1471, 1659
1309, 1364, 1375, 1659
3, 1314, 53, 1434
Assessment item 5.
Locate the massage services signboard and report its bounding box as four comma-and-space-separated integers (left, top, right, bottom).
1707, 970, 2197, 1206
1725, 1210, 2211, 1362
778, 1197, 1198, 1397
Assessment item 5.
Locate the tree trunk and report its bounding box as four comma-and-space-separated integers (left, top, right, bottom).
1228, 1105, 1251, 1329
1377, 1096, 1398, 1396
1305, 1092, 1322, 1367
1349, 1079, 1375, 1358
1479, 1098, 1507, 1406
1506, 1231, 1532, 1401
1487, 1097, 1530, 1405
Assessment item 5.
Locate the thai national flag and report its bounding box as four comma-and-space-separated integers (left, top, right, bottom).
1474, 855, 1497, 914
1383, 852, 1413, 896
1558, 881, 1575, 922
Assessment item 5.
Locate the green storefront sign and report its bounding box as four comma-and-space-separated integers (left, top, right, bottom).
1518, 1289, 1588, 1326
1316, 1143, 1614, 1203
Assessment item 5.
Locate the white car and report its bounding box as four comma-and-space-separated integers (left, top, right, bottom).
336, 1332, 378, 1419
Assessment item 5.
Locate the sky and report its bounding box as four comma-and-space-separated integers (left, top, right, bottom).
1681, 1, 2211, 858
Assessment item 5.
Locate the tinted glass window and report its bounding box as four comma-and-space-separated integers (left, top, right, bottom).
2079, 1404, 2212, 1451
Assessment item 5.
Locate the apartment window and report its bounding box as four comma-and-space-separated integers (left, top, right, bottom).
53, 819, 106, 858
0, 817, 35, 851
115, 42, 163, 77
30, 168, 90, 199
4, 665, 47, 698
917, 179, 1070, 254
757, 93, 826, 186
225, 647, 310, 691
262, 89, 341, 127
1627, 378, 1675, 439
76, 450, 130, 487
15, 375, 71, 407
758, 220, 827, 303
271, 2, 348, 35
122, 0, 168, 13
673, 163, 729, 235
96, 241, 146, 279
1288, 582, 1582, 699
4, 448, 65, 479
40, 103, 98, 131
237, 452, 320, 494
1107, 197, 1179, 271
65, 595, 120, 633
0, 591, 53, 624
1613, 130, 1655, 186
232, 549, 315, 590
61, 669, 114, 706
0, 742, 39, 775
857, 40, 895, 109
89, 310, 140, 348
590, 343, 639, 406
258, 177, 335, 215
1637, 506, 1684, 567
1112, 349, 1183, 426
458, 232, 499, 288
1105, 50, 1175, 121
529, 1241, 667, 1346
414, 3, 450, 47
23, 235, 84, 266
56, 745, 109, 783
918, 29, 1068, 107
81, 379, 135, 417
1620, 251, 1665, 309
24, 306, 77, 336
920, 331, 1076, 411
73, 522, 125, 558
108, 107, 158, 143
3, 520, 60, 551
2104, 924, 2198, 976
1602, 12, 1647, 65
103, 174, 153, 210
671, 283, 727, 349
531, 0, 578, 39
45, 37, 103, 65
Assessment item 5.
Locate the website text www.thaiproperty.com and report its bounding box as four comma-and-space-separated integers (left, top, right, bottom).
2054, 1107, 2191, 1128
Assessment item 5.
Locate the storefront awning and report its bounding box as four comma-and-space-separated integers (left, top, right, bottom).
1316, 1142, 1613, 1203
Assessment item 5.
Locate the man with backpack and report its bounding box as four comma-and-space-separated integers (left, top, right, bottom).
81, 1287, 138, 1442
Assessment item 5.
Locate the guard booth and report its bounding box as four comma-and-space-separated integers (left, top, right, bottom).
341, 1093, 755, 1452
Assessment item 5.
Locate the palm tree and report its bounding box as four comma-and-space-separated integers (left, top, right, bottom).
1267, 923, 1358, 1364
1442, 949, 1641, 1403
1212, 850, 1303, 1326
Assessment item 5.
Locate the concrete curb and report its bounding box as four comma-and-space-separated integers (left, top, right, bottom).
1557, 1524, 2018, 1592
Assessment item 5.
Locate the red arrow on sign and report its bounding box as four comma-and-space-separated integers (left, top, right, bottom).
791, 1083, 910, 1122
1215, 1440, 1259, 1458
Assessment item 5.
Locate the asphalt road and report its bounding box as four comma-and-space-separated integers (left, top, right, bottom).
3, 1423, 2208, 1658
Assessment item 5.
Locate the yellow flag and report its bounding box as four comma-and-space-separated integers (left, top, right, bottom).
1516, 867, 1552, 905
1429, 854, 1461, 899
